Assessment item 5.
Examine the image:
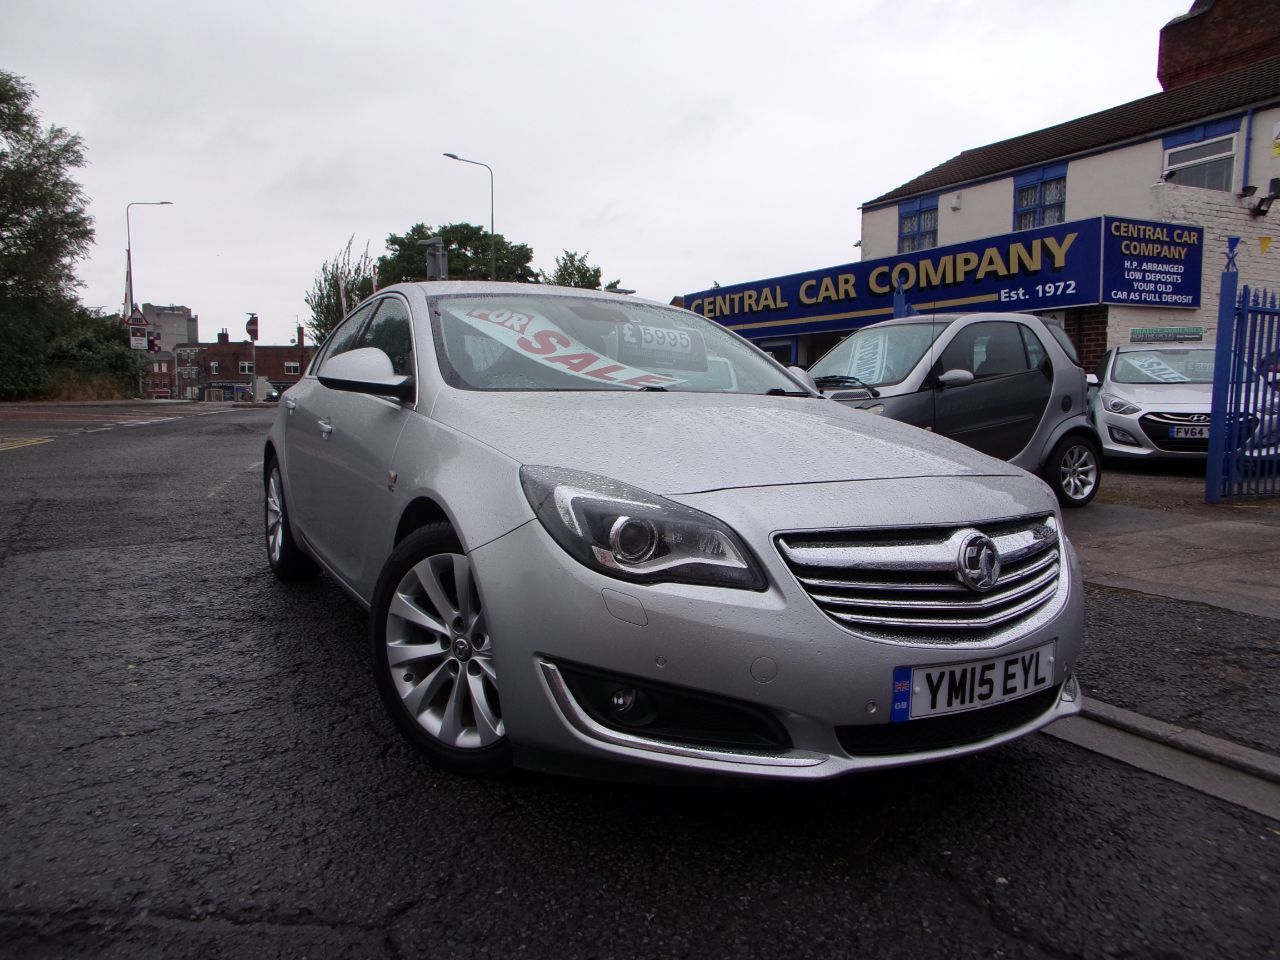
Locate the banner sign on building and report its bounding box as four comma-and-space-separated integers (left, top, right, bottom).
683, 216, 1203, 341
1100, 216, 1203, 308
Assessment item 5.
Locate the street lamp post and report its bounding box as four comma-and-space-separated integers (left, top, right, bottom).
123, 201, 174, 322
443, 153, 495, 280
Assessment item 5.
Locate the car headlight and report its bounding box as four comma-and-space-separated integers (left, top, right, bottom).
519, 465, 766, 590
1101, 393, 1141, 416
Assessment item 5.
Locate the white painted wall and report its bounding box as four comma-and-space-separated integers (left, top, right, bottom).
858, 105, 1280, 348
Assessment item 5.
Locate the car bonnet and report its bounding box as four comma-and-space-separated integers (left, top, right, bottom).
429, 390, 1024, 495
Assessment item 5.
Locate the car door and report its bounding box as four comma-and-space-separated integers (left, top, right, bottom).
284, 301, 377, 552
931, 320, 1053, 461
305, 295, 417, 591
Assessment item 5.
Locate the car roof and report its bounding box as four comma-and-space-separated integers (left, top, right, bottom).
386, 280, 668, 310
860, 312, 1046, 330
1114, 342, 1212, 352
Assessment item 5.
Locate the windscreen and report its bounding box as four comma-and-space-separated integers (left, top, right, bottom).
430, 295, 803, 394
809, 321, 948, 388
1112, 349, 1215, 384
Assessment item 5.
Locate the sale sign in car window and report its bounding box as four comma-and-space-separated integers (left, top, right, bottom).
448, 305, 683, 389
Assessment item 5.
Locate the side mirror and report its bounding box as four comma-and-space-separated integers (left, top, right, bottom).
318, 347, 415, 401
1086, 373, 1099, 387
788, 365, 818, 393
936, 368, 975, 388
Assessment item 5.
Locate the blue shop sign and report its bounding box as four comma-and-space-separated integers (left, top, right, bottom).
1101, 216, 1203, 308
684, 216, 1203, 339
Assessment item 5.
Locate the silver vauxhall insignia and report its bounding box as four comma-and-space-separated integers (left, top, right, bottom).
264, 282, 1084, 779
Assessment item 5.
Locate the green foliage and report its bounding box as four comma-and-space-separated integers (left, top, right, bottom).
539, 250, 623, 290
0, 71, 93, 302
377, 223, 536, 285
304, 235, 375, 345
0, 71, 101, 399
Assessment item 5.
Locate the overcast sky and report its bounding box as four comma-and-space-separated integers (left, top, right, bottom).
4, 0, 1193, 346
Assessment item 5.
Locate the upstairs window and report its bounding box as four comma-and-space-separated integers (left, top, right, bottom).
1165, 135, 1234, 191
239, 361, 254, 375
285, 361, 300, 375
1014, 164, 1066, 231
209, 361, 219, 375
898, 196, 938, 253
901, 195, 942, 253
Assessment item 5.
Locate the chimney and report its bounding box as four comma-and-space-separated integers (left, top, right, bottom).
296, 325, 305, 348
217, 328, 229, 345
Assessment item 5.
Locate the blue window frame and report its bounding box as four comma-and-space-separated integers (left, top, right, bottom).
898, 196, 938, 253
1162, 117, 1240, 191
1013, 164, 1067, 231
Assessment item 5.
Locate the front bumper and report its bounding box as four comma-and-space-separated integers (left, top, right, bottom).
469, 475, 1085, 780
1096, 406, 1214, 460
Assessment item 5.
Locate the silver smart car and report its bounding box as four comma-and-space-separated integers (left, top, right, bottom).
809, 313, 1102, 507
265, 283, 1084, 779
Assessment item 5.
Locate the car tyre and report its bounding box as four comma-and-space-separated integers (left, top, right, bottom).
1044, 434, 1101, 508
265, 458, 319, 579
370, 523, 511, 776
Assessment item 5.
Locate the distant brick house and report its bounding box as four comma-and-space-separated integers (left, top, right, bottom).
174, 327, 316, 400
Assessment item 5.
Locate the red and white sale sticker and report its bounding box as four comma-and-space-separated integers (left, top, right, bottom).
451, 307, 683, 389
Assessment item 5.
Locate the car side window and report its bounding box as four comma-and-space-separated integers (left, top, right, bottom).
1019, 325, 1048, 369
312, 302, 376, 373
939, 322, 1030, 379
358, 297, 414, 377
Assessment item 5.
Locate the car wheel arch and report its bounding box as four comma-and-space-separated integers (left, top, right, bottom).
395, 495, 455, 547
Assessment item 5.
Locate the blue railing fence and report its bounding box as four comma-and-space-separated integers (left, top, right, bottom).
1206, 271, 1280, 502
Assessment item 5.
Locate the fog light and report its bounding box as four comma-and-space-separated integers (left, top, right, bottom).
607, 686, 656, 727
1109, 426, 1141, 446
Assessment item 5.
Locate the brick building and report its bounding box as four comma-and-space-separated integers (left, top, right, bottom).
175, 326, 316, 401
680, 0, 1280, 371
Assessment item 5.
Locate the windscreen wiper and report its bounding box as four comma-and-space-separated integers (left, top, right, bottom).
811, 374, 880, 397
764, 388, 812, 397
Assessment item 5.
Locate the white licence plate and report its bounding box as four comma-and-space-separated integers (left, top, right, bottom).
890, 641, 1056, 722
1170, 425, 1208, 439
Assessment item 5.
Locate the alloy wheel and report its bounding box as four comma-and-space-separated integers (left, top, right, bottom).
266, 468, 285, 565
1059, 443, 1098, 501
384, 552, 504, 750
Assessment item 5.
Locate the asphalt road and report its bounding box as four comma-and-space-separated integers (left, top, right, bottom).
1, 406, 1276, 959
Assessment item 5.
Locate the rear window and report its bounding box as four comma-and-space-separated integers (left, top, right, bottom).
1043, 323, 1080, 366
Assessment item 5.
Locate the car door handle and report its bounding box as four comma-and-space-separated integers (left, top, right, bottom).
318, 418, 333, 439
285, 398, 297, 411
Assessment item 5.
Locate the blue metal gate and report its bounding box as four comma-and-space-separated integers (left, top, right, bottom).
1205, 251, 1280, 502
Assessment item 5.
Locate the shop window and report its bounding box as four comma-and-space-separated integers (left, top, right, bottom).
285, 361, 300, 375
755, 337, 797, 366
898, 197, 938, 253
1013, 164, 1066, 231
239, 361, 254, 375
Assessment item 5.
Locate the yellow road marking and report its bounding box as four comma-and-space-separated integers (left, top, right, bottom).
0, 437, 54, 452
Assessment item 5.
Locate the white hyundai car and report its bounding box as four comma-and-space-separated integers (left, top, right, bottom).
265, 282, 1083, 780
1089, 343, 1218, 459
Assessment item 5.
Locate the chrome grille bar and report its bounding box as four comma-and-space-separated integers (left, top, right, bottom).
776, 515, 1062, 640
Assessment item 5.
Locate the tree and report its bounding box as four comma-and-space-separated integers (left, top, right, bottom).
377, 222, 536, 285
303, 235, 375, 345
0, 71, 93, 302
540, 250, 623, 290
0, 71, 96, 399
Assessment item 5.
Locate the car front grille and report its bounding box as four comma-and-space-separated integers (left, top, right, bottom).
775, 515, 1061, 643
1139, 412, 1211, 452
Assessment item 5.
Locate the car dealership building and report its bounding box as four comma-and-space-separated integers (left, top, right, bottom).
682, 0, 1280, 372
